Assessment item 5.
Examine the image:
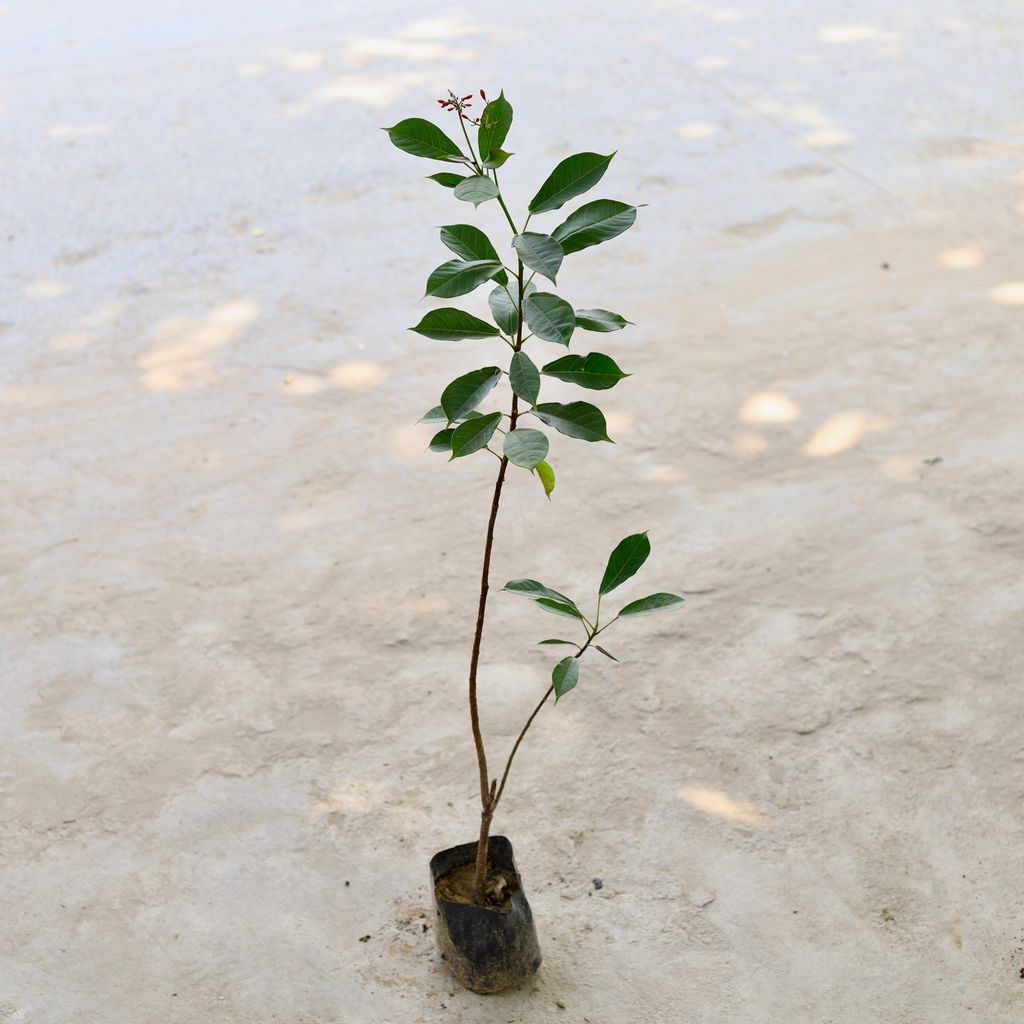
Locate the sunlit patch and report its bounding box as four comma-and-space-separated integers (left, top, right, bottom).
800, 128, 854, 149
734, 432, 768, 455
49, 329, 94, 351
728, 35, 754, 50
795, 53, 824, 65
80, 301, 123, 327
282, 51, 325, 71
390, 424, 434, 457
24, 278, 67, 299
803, 410, 870, 457
694, 55, 732, 71
604, 409, 634, 434
881, 455, 921, 480
397, 14, 481, 40
680, 785, 767, 824
282, 374, 327, 395
329, 360, 387, 389
1015, 200, 1024, 216
140, 298, 259, 391
310, 780, 388, 820
711, 7, 741, 21
0, 386, 57, 407
739, 391, 800, 424
677, 121, 721, 140
47, 122, 114, 139
788, 104, 832, 128
647, 464, 687, 482
939, 246, 984, 269
303, 71, 426, 110
1014, 170, 1024, 186
344, 37, 474, 63
236, 62, 268, 77
943, 17, 967, 33
819, 25, 900, 44
991, 281, 1024, 306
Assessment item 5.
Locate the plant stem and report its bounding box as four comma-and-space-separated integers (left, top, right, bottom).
492, 632, 595, 810
470, 257, 526, 903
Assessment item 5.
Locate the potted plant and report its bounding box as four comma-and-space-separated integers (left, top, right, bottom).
385, 89, 686, 994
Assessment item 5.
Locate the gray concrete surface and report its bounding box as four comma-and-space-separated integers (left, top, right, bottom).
2, 2, 1024, 1021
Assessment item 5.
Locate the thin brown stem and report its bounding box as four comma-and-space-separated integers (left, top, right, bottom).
492, 633, 594, 811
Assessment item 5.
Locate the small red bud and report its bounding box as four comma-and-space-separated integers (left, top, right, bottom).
480, 89, 486, 100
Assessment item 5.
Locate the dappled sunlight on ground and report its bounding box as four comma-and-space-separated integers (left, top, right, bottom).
939, 246, 984, 269
802, 410, 872, 457
733, 431, 768, 455
329, 360, 388, 389
389, 424, 435, 457
46, 122, 114, 139
140, 299, 259, 392
694, 55, 732, 71
680, 785, 768, 825
739, 390, 801, 424
24, 278, 67, 299
677, 121, 722, 140
646, 464, 688, 482
990, 281, 1024, 306
604, 409, 634, 435
309, 780, 389, 820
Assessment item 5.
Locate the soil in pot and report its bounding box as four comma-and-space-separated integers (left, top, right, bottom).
430, 836, 541, 994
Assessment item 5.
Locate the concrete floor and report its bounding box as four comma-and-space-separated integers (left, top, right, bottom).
3, 2, 1024, 1021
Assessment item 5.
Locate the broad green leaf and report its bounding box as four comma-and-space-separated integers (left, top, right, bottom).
537, 598, 585, 620
440, 366, 502, 423
541, 352, 629, 390
426, 259, 503, 299
384, 118, 465, 162
575, 308, 631, 332
551, 200, 637, 254
538, 638, 579, 647
440, 225, 507, 287
529, 152, 615, 214
509, 351, 540, 404
618, 593, 686, 617
482, 148, 513, 169
420, 405, 446, 423
531, 401, 612, 442
599, 532, 651, 596
489, 281, 536, 336
454, 174, 499, 207
503, 578, 576, 606
450, 411, 502, 459
503, 428, 548, 469
411, 308, 500, 342
428, 427, 455, 453
536, 459, 556, 499
595, 645, 620, 662
512, 232, 563, 283
478, 92, 513, 162
524, 292, 575, 346
552, 657, 580, 701
427, 172, 466, 188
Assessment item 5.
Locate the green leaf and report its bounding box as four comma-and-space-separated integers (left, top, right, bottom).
537, 598, 585, 620
541, 352, 629, 390
503, 428, 548, 469
551, 200, 637, 255
536, 459, 555, 499
575, 308, 631, 332
599, 532, 651, 596
384, 118, 465, 162
482, 148, 513, 169
427, 172, 466, 188
538, 638, 579, 647
531, 401, 612, 442
420, 405, 446, 423
454, 174, 500, 207
411, 308, 501, 342
478, 91, 513, 162
428, 427, 455, 453
503, 578, 576, 606
512, 232, 563, 283
426, 259, 503, 298
529, 152, 615, 214
509, 351, 540, 404
440, 366, 502, 423
523, 292, 575, 346
552, 657, 580, 701
489, 281, 536, 336
450, 411, 502, 459
618, 593, 686, 617
595, 645, 620, 662
440, 225, 507, 287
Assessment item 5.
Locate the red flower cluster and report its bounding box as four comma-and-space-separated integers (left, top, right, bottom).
436, 89, 486, 124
